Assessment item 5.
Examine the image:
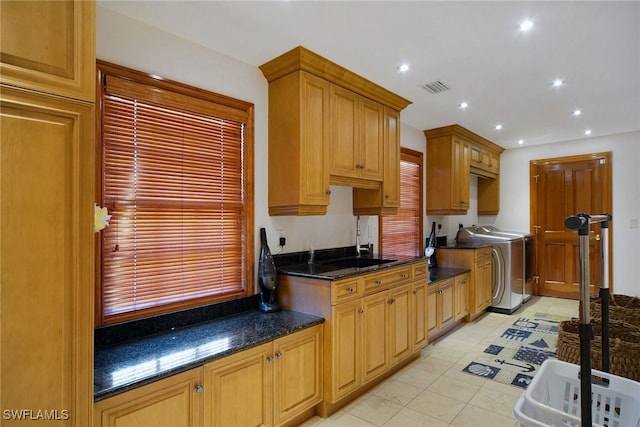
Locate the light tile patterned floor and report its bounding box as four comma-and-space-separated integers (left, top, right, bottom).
300, 296, 579, 427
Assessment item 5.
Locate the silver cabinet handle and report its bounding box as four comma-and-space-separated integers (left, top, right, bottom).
275, 352, 282, 359
400, 274, 408, 279
194, 384, 203, 393
387, 298, 395, 305
358, 308, 364, 315
375, 280, 382, 286
413, 289, 418, 295
266, 356, 274, 363
346, 287, 354, 293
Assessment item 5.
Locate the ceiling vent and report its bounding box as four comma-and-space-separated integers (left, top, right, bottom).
423, 80, 450, 94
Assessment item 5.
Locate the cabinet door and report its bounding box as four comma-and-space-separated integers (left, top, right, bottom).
361, 292, 389, 383
299, 72, 331, 207
1, 87, 94, 427
330, 299, 362, 401
439, 279, 455, 328
273, 325, 323, 427
454, 273, 470, 321
476, 260, 492, 310
330, 85, 359, 178
451, 136, 470, 209
382, 107, 400, 207
426, 286, 438, 336
0, 0, 95, 101
411, 281, 428, 351
389, 284, 413, 365
203, 342, 273, 427
358, 98, 384, 181
94, 368, 203, 427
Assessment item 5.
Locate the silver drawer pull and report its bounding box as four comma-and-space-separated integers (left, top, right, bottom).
346, 287, 354, 293
400, 274, 408, 279
375, 280, 382, 286
194, 384, 203, 393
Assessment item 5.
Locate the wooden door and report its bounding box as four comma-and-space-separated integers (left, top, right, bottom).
272, 325, 323, 427
94, 368, 203, 427
451, 137, 470, 210
454, 273, 470, 321
329, 85, 359, 178
361, 292, 389, 383
359, 98, 384, 181
531, 153, 612, 299
330, 299, 362, 401
203, 342, 273, 427
426, 286, 438, 336
411, 281, 428, 350
388, 284, 412, 365
439, 279, 455, 328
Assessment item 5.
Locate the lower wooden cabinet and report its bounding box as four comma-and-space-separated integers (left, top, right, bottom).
94, 325, 323, 427
410, 280, 429, 350
94, 368, 203, 427
454, 273, 470, 321
437, 247, 493, 319
427, 278, 455, 337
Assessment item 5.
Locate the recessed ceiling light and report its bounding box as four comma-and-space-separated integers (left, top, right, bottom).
552, 79, 564, 88
495, 124, 503, 130
585, 129, 592, 136
396, 63, 409, 72
518, 20, 534, 32
518, 139, 524, 145
572, 109, 582, 116
459, 101, 469, 109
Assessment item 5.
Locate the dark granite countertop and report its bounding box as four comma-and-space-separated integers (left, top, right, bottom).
276, 248, 427, 280
94, 309, 324, 401
428, 267, 470, 284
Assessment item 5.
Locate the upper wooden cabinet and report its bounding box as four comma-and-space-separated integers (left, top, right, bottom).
0, 0, 95, 101
260, 46, 411, 216
353, 107, 401, 215
424, 124, 504, 215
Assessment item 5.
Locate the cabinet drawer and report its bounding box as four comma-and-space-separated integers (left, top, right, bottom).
412, 263, 428, 280
332, 278, 361, 304
363, 267, 411, 293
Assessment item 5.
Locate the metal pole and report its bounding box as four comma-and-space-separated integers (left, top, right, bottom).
600, 215, 611, 373
565, 213, 593, 427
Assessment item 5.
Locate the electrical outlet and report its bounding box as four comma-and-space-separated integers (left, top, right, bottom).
279, 237, 286, 246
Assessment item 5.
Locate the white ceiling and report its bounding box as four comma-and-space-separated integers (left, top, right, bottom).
98, 1, 640, 149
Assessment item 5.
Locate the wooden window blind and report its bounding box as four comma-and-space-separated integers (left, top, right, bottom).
380, 148, 423, 256
97, 62, 254, 324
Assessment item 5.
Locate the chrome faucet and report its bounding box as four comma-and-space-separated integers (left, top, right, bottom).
355, 216, 371, 257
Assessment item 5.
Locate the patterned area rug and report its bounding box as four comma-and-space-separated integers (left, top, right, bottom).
462, 312, 570, 389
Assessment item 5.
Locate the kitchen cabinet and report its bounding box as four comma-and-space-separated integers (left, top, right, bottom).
94, 368, 203, 427
353, 107, 401, 215
95, 325, 322, 427
264, 70, 331, 215
329, 85, 384, 184
277, 260, 426, 416
203, 324, 323, 427
425, 132, 470, 214
410, 263, 430, 351
1, 2, 95, 426
454, 273, 470, 321
427, 278, 455, 337
424, 124, 504, 215
260, 46, 411, 216
437, 247, 493, 320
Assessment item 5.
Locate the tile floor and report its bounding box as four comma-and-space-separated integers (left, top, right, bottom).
300, 296, 579, 427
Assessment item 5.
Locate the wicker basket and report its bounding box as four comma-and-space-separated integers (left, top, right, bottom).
557, 318, 640, 382
590, 294, 640, 327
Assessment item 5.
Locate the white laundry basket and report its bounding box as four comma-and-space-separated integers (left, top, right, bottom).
513, 359, 640, 427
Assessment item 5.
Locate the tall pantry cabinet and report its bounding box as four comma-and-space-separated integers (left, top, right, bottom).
0, 1, 95, 426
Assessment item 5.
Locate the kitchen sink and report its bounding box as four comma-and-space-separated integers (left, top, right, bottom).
319, 257, 396, 269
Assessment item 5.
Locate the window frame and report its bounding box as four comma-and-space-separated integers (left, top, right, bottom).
95, 60, 255, 325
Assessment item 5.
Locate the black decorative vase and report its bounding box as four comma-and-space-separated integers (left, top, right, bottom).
258, 228, 281, 313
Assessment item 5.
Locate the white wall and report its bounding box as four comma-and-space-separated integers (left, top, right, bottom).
98, 7, 639, 296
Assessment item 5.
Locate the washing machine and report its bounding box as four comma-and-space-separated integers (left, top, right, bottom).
456, 226, 527, 314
